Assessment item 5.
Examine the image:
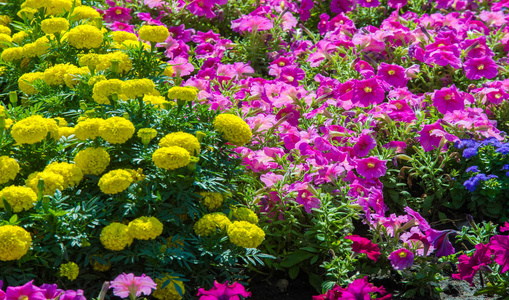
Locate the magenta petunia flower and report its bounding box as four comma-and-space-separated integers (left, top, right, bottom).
353, 134, 376, 158
103, 7, 132, 23
358, 0, 379, 8
418, 121, 447, 152
5, 281, 46, 300
426, 229, 455, 258
279, 66, 305, 87
276, 105, 300, 127
299, 0, 314, 21
313, 277, 390, 300
432, 85, 464, 114
232, 15, 273, 33
59, 290, 86, 300
464, 56, 498, 80
351, 78, 385, 107
109, 22, 135, 33
383, 141, 407, 153
39, 284, 63, 300
388, 248, 414, 270
109, 273, 157, 299
452, 243, 492, 286
355, 156, 387, 180
378, 63, 408, 88
500, 222, 509, 232
345, 235, 381, 262
489, 235, 509, 273
197, 281, 252, 300
0, 281, 4, 300
187, 0, 227, 19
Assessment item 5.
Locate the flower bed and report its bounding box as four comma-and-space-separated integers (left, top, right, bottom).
1, 0, 509, 299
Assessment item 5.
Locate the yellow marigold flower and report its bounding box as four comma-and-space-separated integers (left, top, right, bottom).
17, 8, 38, 20
70, 6, 100, 21
163, 65, 174, 77
74, 118, 104, 140
98, 169, 133, 194
21, 0, 46, 9
0, 156, 20, 184
92, 256, 111, 272
44, 162, 83, 189
233, 207, 259, 224
0, 186, 37, 213
74, 147, 110, 175
153, 276, 185, 300
11, 115, 50, 144
58, 127, 75, 138
34, 36, 51, 56
96, 51, 132, 74
138, 25, 169, 43
41, 17, 69, 34
67, 25, 103, 49
78, 53, 101, 69
227, 221, 265, 248
5, 118, 13, 129
111, 31, 138, 44
128, 216, 163, 240
100, 222, 133, 251
0, 33, 11, 48
21, 42, 38, 58
88, 75, 106, 86
44, 63, 74, 86
152, 146, 190, 170
11, 31, 28, 44
92, 78, 123, 105
158, 132, 200, 156
53, 117, 67, 127
0, 15, 12, 26
121, 78, 155, 99
63, 66, 89, 89
98, 117, 135, 144
18, 72, 45, 95
198, 192, 223, 210
0, 225, 32, 261
26, 171, 65, 195
213, 114, 252, 146
143, 95, 168, 108
59, 262, 79, 281
1, 47, 23, 62
137, 128, 157, 145
44, 118, 60, 140
46, 0, 81, 16
126, 168, 145, 182
0, 25, 11, 36
167, 86, 197, 102
193, 213, 231, 236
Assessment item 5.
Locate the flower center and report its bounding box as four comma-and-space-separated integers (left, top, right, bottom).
18, 296, 28, 300
395, 103, 403, 109
437, 43, 445, 47
367, 162, 375, 168
444, 94, 453, 101
279, 61, 286, 67
495, 93, 502, 99
388, 70, 395, 75
364, 87, 372, 93
478, 64, 484, 70
286, 76, 294, 82
115, 9, 123, 15
399, 251, 407, 258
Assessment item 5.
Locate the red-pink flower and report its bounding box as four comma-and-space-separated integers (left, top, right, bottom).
313, 277, 391, 300
109, 273, 157, 299
345, 235, 381, 262
197, 281, 251, 300
452, 243, 492, 286
355, 157, 387, 180
489, 235, 509, 273
388, 248, 414, 270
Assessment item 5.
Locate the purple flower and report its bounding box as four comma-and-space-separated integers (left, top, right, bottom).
377, 63, 408, 88
278, 66, 305, 87
489, 235, 509, 273
197, 281, 252, 300
427, 229, 455, 258
464, 173, 487, 192
110, 273, 157, 299
388, 248, 414, 270
358, 0, 379, 7
353, 134, 376, 158
352, 78, 385, 107
466, 166, 480, 173
59, 290, 86, 300
464, 56, 498, 80
5, 281, 46, 300
462, 147, 478, 158
355, 157, 387, 180
432, 85, 464, 114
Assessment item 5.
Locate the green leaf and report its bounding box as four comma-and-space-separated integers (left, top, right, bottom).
280, 250, 314, 268
289, 265, 299, 280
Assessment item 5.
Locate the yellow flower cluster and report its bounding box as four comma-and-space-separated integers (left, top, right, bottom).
137, 128, 157, 144
18, 72, 45, 95
143, 95, 168, 108
70, 6, 100, 21
40, 17, 69, 35
74, 118, 104, 140
1, 47, 23, 62
227, 221, 265, 248
92, 79, 123, 104
63, 65, 90, 89
198, 192, 223, 210
98, 169, 133, 194
193, 213, 231, 236
26, 171, 64, 195
138, 25, 169, 43
167, 86, 197, 102
100, 222, 133, 251
99, 117, 135, 144
159, 132, 201, 156
233, 207, 259, 224
0, 156, 20, 184
95, 51, 132, 74
67, 25, 103, 49
59, 262, 79, 281
152, 146, 190, 170
74, 147, 110, 175
213, 114, 252, 146
44, 162, 83, 189
111, 31, 138, 44
0, 225, 32, 261
0, 33, 11, 48
11, 115, 58, 145
44, 0, 82, 16
122, 79, 155, 99
128, 216, 163, 240
153, 276, 185, 300
44, 63, 74, 86
0, 186, 37, 212
0, 24, 11, 35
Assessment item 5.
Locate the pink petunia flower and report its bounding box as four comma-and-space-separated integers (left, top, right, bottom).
232, 15, 274, 33
377, 63, 408, 88
103, 7, 132, 23
109, 22, 135, 33
464, 56, 498, 80
345, 235, 381, 262
59, 290, 86, 300
432, 85, 464, 114
418, 121, 448, 152
351, 78, 385, 107
197, 281, 252, 300
452, 243, 492, 286
388, 248, 414, 270
353, 134, 376, 158
355, 156, 387, 180
489, 235, 509, 273
109, 273, 157, 299
5, 281, 46, 300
